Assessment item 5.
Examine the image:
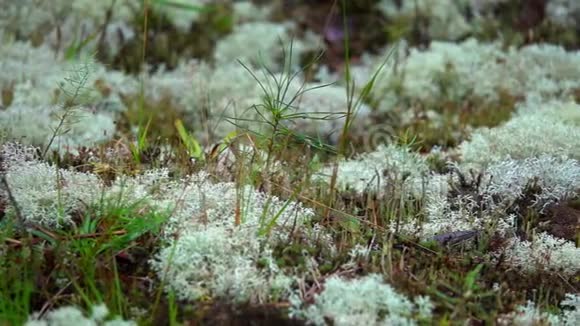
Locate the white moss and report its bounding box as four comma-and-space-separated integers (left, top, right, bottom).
0, 0, 138, 57
498, 300, 562, 326
232, 1, 272, 24
149, 172, 319, 303
25, 303, 136, 326
1, 144, 105, 227
0, 104, 117, 153
290, 274, 433, 326
0, 41, 137, 110
546, 0, 580, 28
314, 144, 430, 194
460, 100, 580, 165
499, 293, 579, 326
214, 21, 322, 70
484, 155, 580, 211
360, 39, 580, 112
415, 154, 579, 239
1, 143, 325, 303
497, 232, 580, 277
377, 0, 471, 40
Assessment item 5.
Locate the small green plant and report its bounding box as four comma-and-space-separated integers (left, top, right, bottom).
0, 186, 168, 323
0, 220, 38, 325
129, 115, 153, 165
62, 199, 166, 311
429, 263, 497, 320
174, 118, 204, 162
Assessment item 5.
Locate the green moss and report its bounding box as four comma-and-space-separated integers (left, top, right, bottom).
473, 1, 579, 49
389, 90, 518, 152
110, 3, 233, 73
1, 84, 14, 107
532, 21, 580, 50
384, 15, 420, 44
118, 95, 186, 140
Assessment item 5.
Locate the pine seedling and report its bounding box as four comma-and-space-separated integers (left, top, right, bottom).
228, 39, 335, 175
